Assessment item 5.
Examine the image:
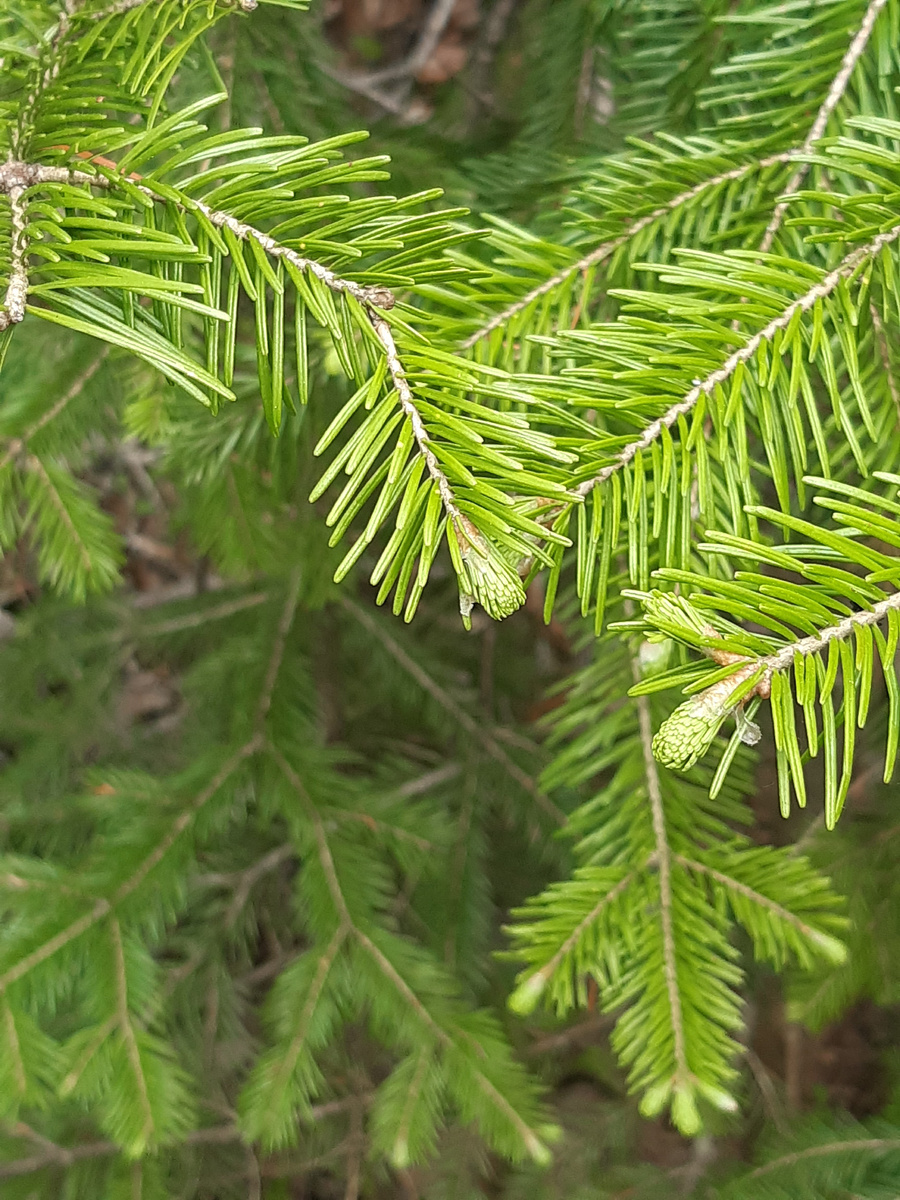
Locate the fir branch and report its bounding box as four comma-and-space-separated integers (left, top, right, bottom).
10, 159, 466, 542
0, 738, 261, 994
460, 153, 794, 351
0, 347, 109, 472
516, 868, 639, 996
0, 183, 29, 332
266, 923, 350, 1107
272, 745, 550, 1164
632, 658, 689, 1089
0, 898, 111, 993
748, 1136, 900, 1178
463, 0, 888, 349
1, 997, 25, 1097
367, 309, 463, 525
24, 453, 93, 574
270, 745, 354, 927
191, 198, 396, 313
255, 568, 301, 731
187, 198, 462, 528
341, 596, 564, 825
59, 1017, 117, 1097
109, 917, 154, 1147
574, 221, 900, 499
758, 0, 889, 253
113, 736, 263, 904
0, 1124, 243, 1181
674, 855, 835, 948
761, 590, 900, 677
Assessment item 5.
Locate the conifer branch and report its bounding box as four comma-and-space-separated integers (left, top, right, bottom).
267, 923, 350, 1104
460, 153, 795, 351
1, 997, 25, 1096
761, 590, 900, 677
574, 221, 900, 499
0, 738, 260, 994
632, 661, 689, 1087
255, 568, 301, 731
0, 1124, 244, 1180
59, 1016, 117, 1096
188, 198, 462, 528
25, 453, 93, 574
674, 854, 834, 946
341, 596, 564, 825
110, 916, 155, 1146
272, 743, 549, 1163
748, 1137, 900, 1178
0, 159, 465, 542
112, 736, 263, 905
191, 198, 397, 313
270, 744, 355, 927
758, 0, 889, 253
367, 310, 463, 524
516, 868, 639, 996
0, 347, 109, 472
0, 899, 111, 993
0, 183, 29, 332
393, 1044, 431, 1158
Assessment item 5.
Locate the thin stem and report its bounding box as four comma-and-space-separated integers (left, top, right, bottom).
631, 653, 689, 1086
675, 853, 832, 944
1, 997, 25, 1096
762, 589, 900, 677
0, 184, 29, 331
109, 917, 154, 1146
574, 220, 900, 498
0, 737, 260, 994
393, 1045, 432, 1162
255, 568, 301, 731
521, 867, 639, 992
0, 1124, 245, 1181
367, 310, 462, 523
341, 596, 564, 825
272, 742, 549, 1164
0, 347, 109, 471
266, 922, 349, 1109
24, 453, 93, 573
758, 0, 888, 253
460, 153, 794, 351
135, 590, 269, 637
749, 1137, 900, 1178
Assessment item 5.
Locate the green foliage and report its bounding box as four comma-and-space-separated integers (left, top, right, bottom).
1, 0, 900, 1193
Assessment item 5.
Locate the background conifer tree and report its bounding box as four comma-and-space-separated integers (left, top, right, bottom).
1, 0, 900, 1196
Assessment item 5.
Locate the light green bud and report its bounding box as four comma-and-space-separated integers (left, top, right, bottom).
652, 694, 727, 771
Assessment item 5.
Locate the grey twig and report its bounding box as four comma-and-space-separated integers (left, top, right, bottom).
0, 184, 29, 331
